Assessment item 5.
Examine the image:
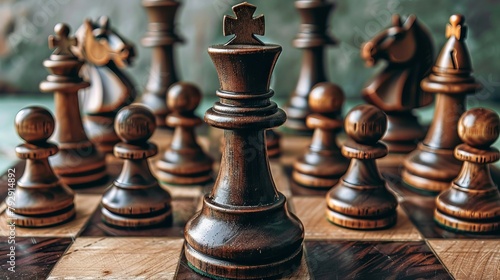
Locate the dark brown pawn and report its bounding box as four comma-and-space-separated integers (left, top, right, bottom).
140, 0, 183, 127
155, 82, 213, 185
101, 105, 172, 228
39, 23, 107, 188
326, 104, 398, 229
403, 15, 482, 193
293, 82, 349, 188
8, 107, 75, 227
435, 108, 500, 233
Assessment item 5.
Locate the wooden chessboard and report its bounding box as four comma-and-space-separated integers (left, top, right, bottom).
0, 129, 499, 280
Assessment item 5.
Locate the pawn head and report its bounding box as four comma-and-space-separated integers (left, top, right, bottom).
15, 106, 55, 143
309, 82, 345, 114
167, 82, 201, 114
115, 105, 156, 144
458, 108, 499, 148
344, 104, 387, 145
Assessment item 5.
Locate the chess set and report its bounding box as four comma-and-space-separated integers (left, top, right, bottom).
0, 1, 499, 280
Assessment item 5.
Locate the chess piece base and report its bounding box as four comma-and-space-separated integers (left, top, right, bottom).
8, 205, 76, 228
293, 152, 348, 188
157, 170, 212, 186
101, 207, 172, 228
326, 208, 397, 230
434, 210, 500, 233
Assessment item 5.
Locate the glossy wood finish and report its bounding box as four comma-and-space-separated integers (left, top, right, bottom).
140, 0, 183, 127
101, 105, 172, 228
403, 15, 482, 194
284, 0, 337, 133
435, 108, 500, 232
7, 107, 75, 227
75, 17, 137, 153
39, 23, 107, 188
362, 15, 434, 154
266, 129, 281, 158
184, 3, 304, 279
156, 82, 213, 185
293, 82, 349, 188
326, 104, 398, 229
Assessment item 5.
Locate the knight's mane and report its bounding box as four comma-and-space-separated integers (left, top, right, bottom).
411, 20, 434, 77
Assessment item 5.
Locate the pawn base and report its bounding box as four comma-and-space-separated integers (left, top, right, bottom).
157, 170, 212, 186
293, 171, 340, 188
8, 205, 76, 228
434, 210, 500, 233
326, 208, 397, 230
101, 207, 172, 229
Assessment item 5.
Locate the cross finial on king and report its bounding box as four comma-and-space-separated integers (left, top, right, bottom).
223, 2, 265, 46
48, 23, 77, 56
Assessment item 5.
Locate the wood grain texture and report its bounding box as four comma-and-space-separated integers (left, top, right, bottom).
428, 240, 500, 280
0, 194, 100, 237
48, 237, 184, 279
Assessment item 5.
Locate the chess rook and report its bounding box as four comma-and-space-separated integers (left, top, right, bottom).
8, 107, 75, 227
184, 3, 304, 279
362, 14, 434, 154
403, 15, 482, 193
140, 0, 183, 127
326, 104, 398, 229
284, 0, 337, 133
101, 105, 172, 228
293, 82, 349, 188
39, 23, 107, 188
156, 82, 213, 185
435, 108, 500, 232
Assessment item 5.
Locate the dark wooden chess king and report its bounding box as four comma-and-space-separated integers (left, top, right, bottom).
403, 15, 482, 194
434, 108, 500, 233
140, 0, 183, 127
74, 17, 137, 153
284, 0, 337, 133
39, 23, 107, 188
184, 3, 304, 279
8, 107, 75, 227
293, 82, 349, 188
326, 104, 398, 229
101, 105, 172, 228
361, 14, 434, 154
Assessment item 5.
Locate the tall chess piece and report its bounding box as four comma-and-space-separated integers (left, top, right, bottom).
140, 0, 183, 127
284, 0, 337, 133
293, 82, 349, 188
39, 23, 107, 188
361, 15, 434, 154
74, 17, 137, 153
101, 105, 172, 228
8, 107, 75, 227
155, 82, 213, 185
403, 15, 482, 194
184, 3, 304, 279
326, 105, 398, 229
435, 108, 500, 233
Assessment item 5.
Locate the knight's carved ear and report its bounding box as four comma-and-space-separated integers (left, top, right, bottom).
392, 14, 402, 27
404, 15, 417, 30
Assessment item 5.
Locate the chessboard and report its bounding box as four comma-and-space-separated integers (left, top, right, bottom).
0, 130, 498, 280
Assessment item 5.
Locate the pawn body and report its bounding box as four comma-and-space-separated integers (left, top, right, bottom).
101, 105, 172, 228
326, 105, 398, 229
156, 82, 213, 185
435, 108, 500, 232
293, 82, 349, 188
8, 107, 75, 227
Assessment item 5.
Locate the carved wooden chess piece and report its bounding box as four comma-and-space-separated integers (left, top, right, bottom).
74, 17, 137, 153
434, 108, 500, 233
184, 3, 304, 279
140, 0, 183, 127
155, 82, 213, 185
284, 0, 337, 133
326, 104, 398, 229
361, 14, 434, 154
293, 82, 349, 188
403, 15, 482, 194
39, 23, 107, 188
7, 107, 75, 227
101, 105, 172, 228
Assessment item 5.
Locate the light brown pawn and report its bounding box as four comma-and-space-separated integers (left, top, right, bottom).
156, 82, 213, 185
8, 107, 75, 227
326, 104, 398, 229
293, 82, 349, 188
435, 108, 500, 233
101, 105, 172, 228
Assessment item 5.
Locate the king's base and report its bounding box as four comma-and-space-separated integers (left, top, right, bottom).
101, 207, 172, 229
434, 209, 500, 233
326, 208, 397, 230
185, 243, 303, 280
7, 205, 76, 228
